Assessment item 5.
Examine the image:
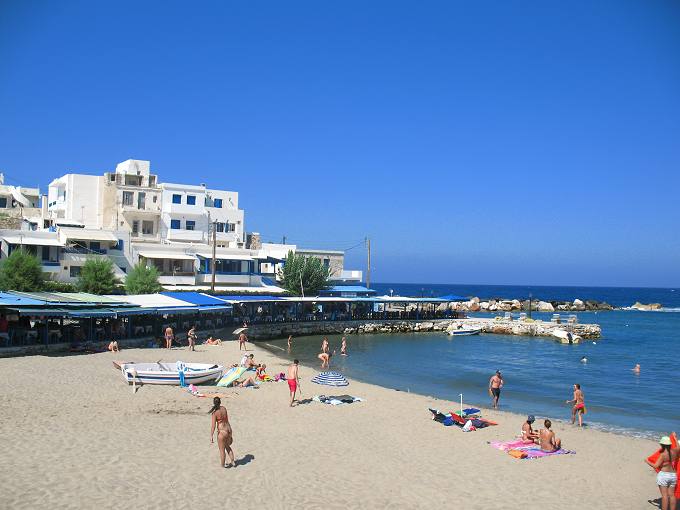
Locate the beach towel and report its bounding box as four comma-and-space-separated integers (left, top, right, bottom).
217, 366, 247, 387
490, 440, 575, 459
313, 395, 363, 405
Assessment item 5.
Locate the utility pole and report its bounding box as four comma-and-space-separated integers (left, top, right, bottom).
282, 235, 286, 245
211, 221, 217, 292
366, 237, 371, 289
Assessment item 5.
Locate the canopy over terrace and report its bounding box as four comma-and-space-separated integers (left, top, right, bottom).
216, 294, 461, 324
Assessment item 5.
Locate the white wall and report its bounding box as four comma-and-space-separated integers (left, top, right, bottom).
48, 174, 104, 228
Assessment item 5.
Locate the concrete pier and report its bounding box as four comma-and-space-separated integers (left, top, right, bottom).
245, 317, 602, 341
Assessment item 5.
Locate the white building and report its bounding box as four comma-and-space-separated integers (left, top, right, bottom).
159, 182, 244, 247
3, 158, 359, 291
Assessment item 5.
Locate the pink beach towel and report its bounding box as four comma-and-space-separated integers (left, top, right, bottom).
489, 440, 575, 459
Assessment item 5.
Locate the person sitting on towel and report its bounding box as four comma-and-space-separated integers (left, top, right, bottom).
539, 419, 562, 452
255, 364, 267, 380
521, 415, 539, 443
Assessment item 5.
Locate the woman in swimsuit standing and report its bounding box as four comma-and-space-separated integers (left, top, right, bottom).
209, 397, 235, 468
646, 435, 678, 510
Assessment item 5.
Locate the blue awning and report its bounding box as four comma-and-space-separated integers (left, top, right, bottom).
198, 305, 232, 313
112, 307, 156, 316
161, 292, 229, 306
437, 294, 468, 301
69, 308, 118, 318
0, 292, 47, 307
9, 307, 71, 317
155, 307, 199, 315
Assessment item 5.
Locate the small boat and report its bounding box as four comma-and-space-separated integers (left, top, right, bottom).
447, 328, 481, 336
119, 362, 224, 385
551, 329, 582, 344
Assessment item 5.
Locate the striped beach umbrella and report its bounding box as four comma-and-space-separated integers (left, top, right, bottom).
311, 371, 349, 386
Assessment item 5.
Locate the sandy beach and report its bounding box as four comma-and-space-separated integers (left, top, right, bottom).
0, 339, 663, 510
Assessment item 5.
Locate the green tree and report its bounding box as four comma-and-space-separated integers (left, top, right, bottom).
278, 251, 331, 296
0, 248, 45, 291
77, 257, 118, 295
125, 263, 162, 294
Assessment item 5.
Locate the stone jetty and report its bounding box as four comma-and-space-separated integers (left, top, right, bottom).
246, 317, 601, 342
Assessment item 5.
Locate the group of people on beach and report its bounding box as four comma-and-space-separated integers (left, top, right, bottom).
489, 370, 586, 427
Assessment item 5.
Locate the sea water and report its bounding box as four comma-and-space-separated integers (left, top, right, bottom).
263, 284, 680, 438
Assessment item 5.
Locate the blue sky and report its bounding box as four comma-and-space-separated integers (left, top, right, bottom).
1, 1, 679, 287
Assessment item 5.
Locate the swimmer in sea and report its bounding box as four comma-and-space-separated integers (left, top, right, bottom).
632, 363, 640, 374
340, 336, 347, 355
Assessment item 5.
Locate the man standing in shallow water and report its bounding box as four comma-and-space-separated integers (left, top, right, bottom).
489, 370, 504, 409
567, 383, 586, 427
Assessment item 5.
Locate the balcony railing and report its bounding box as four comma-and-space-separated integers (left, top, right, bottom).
63, 247, 108, 255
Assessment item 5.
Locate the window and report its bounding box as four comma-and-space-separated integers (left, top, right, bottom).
137, 192, 146, 209
186, 220, 196, 230
213, 198, 223, 208
172, 194, 182, 204
170, 219, 181, 230
70, 266, 82, 277
0, 197, 7, 208
142, 221, 154, 235
186, 195, 196, 205
132, 221, 139, 234
323, 258, 330, 268
216, 222, 225, 233
152, 195, 157, 203
122, 191, 134, 206
90, 241, 101, 252
226, 223, 236, 232
41, 246, 50, 261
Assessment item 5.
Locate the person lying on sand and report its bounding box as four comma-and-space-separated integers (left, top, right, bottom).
232, 376, 256, 388
521, 415, 539, 443
204, 336, 222, 345
539, 419, 562, 452
107, 340, 119, 352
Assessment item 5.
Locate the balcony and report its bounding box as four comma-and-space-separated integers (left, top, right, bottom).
158, 274, 196, 286
121, 204, 161, 215
41, 261, 61, 273
167, 229, 205, 242
63, 246, 108, 255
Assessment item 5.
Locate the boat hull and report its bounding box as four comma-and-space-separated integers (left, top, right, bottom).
120, 362, 224, 385
447, 328, 481, 336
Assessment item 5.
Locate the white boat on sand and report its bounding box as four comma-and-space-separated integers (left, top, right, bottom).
119, 362, 224, 385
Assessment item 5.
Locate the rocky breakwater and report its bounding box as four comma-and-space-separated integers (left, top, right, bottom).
343, 318, 602, 340
438, 297, 614, 313
629, 302, 663, 311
